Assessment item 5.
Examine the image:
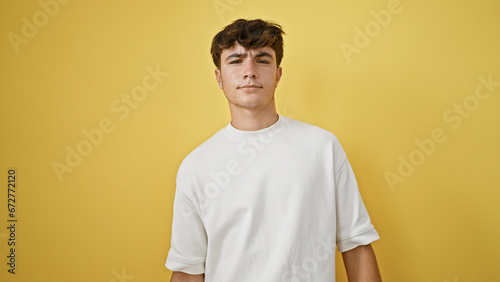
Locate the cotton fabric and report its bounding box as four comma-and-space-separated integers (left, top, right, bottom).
166, 115, 379, 281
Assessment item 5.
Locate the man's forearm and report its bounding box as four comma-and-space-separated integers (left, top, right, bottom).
341, 244, 382, 282
170, 272, 204, 282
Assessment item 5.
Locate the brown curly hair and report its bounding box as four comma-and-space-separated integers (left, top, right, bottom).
210, 19, 285, 69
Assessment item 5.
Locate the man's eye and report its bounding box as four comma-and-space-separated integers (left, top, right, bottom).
229, 60, 241, 64
257, 60, 269, 64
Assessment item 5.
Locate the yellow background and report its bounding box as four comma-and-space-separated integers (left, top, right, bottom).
1, 0, 499, 281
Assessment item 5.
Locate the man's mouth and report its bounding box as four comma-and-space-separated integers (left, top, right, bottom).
238, 84, 262, 89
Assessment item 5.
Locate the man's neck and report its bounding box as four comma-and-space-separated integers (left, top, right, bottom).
228, 105, 279, 131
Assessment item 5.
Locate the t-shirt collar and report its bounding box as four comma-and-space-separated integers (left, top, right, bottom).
224, 114, 288, 140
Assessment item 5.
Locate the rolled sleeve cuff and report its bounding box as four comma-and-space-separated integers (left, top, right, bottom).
337, 227, 380, 253
165, 255, 205, 274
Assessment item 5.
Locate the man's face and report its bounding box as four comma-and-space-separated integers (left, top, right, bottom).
215, 42, 282, 111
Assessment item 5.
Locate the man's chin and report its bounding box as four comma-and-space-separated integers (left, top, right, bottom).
229, 98, 275, 111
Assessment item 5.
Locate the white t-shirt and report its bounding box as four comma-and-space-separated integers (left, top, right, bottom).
166, 115, 379, 281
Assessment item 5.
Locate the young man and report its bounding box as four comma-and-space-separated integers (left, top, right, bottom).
166, 19, 382, 282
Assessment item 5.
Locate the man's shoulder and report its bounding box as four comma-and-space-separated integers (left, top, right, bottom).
178, 127, 230, 170
285, 116, 339, 142
284, 117, 346, 161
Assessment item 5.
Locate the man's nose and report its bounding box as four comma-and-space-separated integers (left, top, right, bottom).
242, 60, 258, 79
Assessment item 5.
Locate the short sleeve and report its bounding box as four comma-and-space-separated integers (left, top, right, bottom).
165, 172, 207, 274
335, 157, 380, 253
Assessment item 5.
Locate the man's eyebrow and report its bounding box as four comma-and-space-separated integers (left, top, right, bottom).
224, 51, 274, 61
225, 53, 247, 61
255, 52, 274, 59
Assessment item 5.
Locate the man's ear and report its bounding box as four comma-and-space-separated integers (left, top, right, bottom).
215, 68, 223, 89
275, 66, 283, 88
